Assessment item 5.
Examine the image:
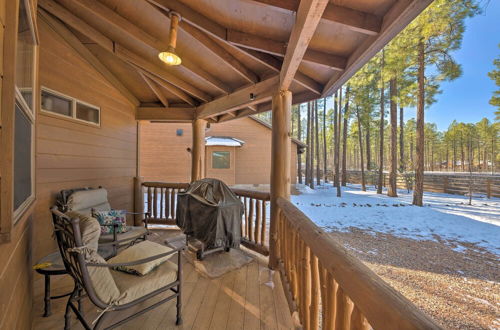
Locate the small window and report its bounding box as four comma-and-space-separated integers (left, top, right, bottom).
41, 87, 100, 126
212, 151, 230, 169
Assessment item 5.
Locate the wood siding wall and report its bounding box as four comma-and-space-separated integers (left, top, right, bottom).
140, 117, 299, 185
33, 19, 138, 262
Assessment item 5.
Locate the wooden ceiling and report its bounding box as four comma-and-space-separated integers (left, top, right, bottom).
37, 0, 432, 123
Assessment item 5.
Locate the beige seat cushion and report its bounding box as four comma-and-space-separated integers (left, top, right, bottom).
111, 260, 178, 305
67, 188, 111, 216
108, 240, 173, 276
99, 226, 147, 244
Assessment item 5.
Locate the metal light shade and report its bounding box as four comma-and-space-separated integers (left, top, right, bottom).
159, 46, 182, 65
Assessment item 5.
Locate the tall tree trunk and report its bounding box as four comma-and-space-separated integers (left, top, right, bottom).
377, 52, 385, 194
342, 87, 349, 186
413, 39, 425, 206
334, 91, 341, 196
323, 98, 328, 183
310, 101, 315, 189
297, 104, 302, 183
366, 120, 371, 171
305, 102, 311, 185
399, 107, 404, 172
356, 106, 366, 191
388, 78, 398, 197
461, 139, 465, 171
453, 142, 456, 172
315, 100, 321, 185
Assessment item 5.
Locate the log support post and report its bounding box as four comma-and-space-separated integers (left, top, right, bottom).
269, 90, 292, 269
134, 176, 144, 226
191, 118, 207, 182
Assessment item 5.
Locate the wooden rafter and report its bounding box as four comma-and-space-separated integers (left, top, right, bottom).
139, 71, 169, 107
38, 0, 211, 103
227, 30, 345, 70
65, 0, 231, 95
280, 0, 329, 90
196, 76, 279, 119
137, 107, 195, 121
321, 0, 433, 97
249, 0, 381, 35
38, 9, 140, 107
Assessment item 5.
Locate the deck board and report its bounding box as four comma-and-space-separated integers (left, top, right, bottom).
32, 230, 293, 330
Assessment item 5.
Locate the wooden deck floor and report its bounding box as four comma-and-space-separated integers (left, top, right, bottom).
33, 229, 294, 330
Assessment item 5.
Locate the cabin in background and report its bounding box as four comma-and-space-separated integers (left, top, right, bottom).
140, 116, 305, 185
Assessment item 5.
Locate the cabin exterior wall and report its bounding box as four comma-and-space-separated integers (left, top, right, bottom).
140, 117, 299, 185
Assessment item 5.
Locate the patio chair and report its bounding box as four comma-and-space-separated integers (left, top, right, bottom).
56, 187, 149, 257
50, 207, 183, 330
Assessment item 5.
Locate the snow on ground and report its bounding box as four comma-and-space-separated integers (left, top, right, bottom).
291, 183, 500, 255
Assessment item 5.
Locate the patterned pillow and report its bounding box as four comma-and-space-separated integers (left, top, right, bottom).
92, 209, 128, 235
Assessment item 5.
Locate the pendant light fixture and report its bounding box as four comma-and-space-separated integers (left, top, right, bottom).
158, 11, 182, 66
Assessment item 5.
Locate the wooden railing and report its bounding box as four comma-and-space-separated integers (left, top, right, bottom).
275, 197, 441, 330
134, 179, 271, 255
232, 188, 270, 256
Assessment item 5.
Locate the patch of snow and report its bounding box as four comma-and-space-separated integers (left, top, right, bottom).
465, 295, 495, 307
292, 183, 500, 255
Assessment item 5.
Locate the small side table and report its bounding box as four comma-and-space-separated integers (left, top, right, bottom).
34, 251, 69, 317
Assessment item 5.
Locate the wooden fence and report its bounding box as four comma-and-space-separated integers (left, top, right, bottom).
276, 197, 441, 330
345, 171, 500, 198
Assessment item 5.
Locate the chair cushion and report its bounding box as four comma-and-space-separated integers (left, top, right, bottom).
67, 188, 111, 216
99, 226, 147, 244
111, 259, 178, 305
66, 211, 100, 252
86, 252, 121, 305
107, 240, 173, 276
92, 209, 128, 234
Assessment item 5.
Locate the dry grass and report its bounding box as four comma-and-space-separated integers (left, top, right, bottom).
329, 229, 499, 329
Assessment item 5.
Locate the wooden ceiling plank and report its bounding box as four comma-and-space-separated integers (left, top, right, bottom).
147, 2, 259, 84
38, 9, 140, 107
321, 0, 433, 97
137, 107, 195, 121
238, 48, 322, 95
67, 0, 231, 96
196, 76, 279, 119
249, 0, 381, 35
136, 67, 197, 106
39, 0, 211, 103
227, 29, 345, 70
280, 0, 329, 90
139, 71, 169, 107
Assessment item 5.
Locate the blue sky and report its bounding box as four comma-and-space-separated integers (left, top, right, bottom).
321, 1, 499, 131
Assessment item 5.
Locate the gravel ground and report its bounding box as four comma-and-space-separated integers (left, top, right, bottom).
329, 228, 500, 329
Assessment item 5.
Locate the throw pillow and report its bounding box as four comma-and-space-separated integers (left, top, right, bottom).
92, 209, 128, 235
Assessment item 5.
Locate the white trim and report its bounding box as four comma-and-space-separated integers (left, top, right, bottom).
40, 86, 101, 127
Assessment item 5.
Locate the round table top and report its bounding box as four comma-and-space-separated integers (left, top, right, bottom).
34, 251, 67, 275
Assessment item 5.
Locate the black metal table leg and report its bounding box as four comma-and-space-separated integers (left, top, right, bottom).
43, 274, 51, 317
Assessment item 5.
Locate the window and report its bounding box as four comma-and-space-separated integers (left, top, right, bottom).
13, 0, 36, 221
212, 151, 230, 169
41, 87, 101, 126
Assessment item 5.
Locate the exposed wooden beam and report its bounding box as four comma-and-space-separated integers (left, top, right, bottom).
196, 76, 279, 119
321, 0, 433, 97
239, 48, 322, 95
139, 71, 169, 107
39, 0, 211, 103
280, 0, 329, 90
137, 68, 197, 106
256, 91, 318, 113
227, 30, 345, 70
249, 0, 381, 35
38, 9, 140, 107
137, 107, 195, 121
67, 0, 231, 95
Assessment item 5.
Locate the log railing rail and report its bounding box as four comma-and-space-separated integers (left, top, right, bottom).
275, 197, 442, 330
134, 179, 271, 255
231, 188, 270, 256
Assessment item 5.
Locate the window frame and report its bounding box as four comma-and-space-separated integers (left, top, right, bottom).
211, 151, 231, 169
40, 86, 101, 127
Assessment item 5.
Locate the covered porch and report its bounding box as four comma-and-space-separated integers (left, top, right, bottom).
0, 0, 442, 329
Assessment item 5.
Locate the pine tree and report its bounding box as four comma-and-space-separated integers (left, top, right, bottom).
488, 44, 500, 120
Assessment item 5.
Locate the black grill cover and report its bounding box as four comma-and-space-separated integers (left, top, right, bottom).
176, 178, 243, 249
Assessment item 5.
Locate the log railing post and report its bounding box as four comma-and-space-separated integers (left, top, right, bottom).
134, 176, 144, 226
191, 118, 207, 182
270, 89, 292, 269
